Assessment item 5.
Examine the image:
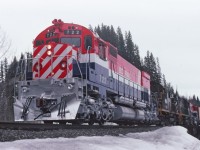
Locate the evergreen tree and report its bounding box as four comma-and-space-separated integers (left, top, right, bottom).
197, 96, 199, 102
96, 24, 118, 47
149, 53, 157, 82
116, 27, 125, 57
0, 59, 6, 121
101, 24, 109, 42
174, 89, 179, 100
124, 31, 133, 62
4, 58, 8, 81
94, 25, 101, 37
193, 95, 197, 101
156, 57, 162, 83
144, 51, 157, 82
133, 44, 141, 68
0, 61, 4, 82
162, 74, 167, 87
109, 25, 118, 47
144, 50, 151, 73
18, 53, 25, 75
1, 56, 19, 121
6, 56, 18, 81
124, 31, 141, 68
94, 24, 142, 68
166, 83, 174, 96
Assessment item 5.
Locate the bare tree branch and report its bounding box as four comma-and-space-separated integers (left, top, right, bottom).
0, 27, 11, 60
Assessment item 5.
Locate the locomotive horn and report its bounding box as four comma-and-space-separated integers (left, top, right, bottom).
52, 19, 57, 24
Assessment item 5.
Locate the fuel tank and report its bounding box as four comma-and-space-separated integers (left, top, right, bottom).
113, 105, 145, 121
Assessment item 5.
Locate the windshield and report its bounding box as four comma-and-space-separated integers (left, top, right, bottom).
60, 37, 81, 47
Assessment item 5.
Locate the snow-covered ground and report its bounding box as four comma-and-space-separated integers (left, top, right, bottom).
0, 126, 200, 150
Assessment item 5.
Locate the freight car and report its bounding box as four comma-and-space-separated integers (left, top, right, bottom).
151, 81, 199, 126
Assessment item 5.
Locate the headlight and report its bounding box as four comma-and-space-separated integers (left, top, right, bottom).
47, 50, 52, 56
47, 44, 52, 49
61, 62, 66, 68
60, 61, 67, 70
88, 98, 95, 104
67, 84, 74, 90
22, 87, 28, 93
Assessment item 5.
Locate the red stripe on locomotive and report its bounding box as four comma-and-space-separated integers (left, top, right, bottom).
33, 43, 76, 79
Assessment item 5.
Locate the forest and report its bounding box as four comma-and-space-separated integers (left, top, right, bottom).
0, 24, 198, 121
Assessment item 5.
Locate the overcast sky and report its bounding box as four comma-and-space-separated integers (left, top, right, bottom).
0, 0, 200, 98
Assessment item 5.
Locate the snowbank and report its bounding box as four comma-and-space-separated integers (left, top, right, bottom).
0, 126, 199, 150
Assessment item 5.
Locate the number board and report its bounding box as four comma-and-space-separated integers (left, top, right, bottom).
46, 32, 55, 38
64, 30, 82, 35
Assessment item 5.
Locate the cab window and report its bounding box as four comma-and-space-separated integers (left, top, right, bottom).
84, 36, 92, 50
35, 40, 44, 46
109, 45, 117, 58
98, 42, 106, 60
61, 37, 81, 47
46, 38, 59, 44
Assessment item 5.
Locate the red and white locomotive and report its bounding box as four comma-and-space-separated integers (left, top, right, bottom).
13, 19, 157, 125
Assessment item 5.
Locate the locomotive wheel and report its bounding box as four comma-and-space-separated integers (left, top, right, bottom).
59, 121, 67, 125
98, 119, 104, 126
118, 123, 124, 126
43, 120, 53, 124
88, 114, 95, 125
72, 120, 82, 125
88, 120, 95, 126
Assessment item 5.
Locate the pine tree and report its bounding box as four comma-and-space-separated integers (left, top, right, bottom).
144, 51, 157, 82
94, 24, 142, 68
97, 24, 118, 47
125, 31, 135, 64
144, 50, 151, 73
124, 31, 141, 68
134, 44, 141, 69
2, 56, 19, 121
0, 60, 4, 121
101, 24, 109, 42
156, 57, 162, 83
193, 95, 197, 101
4, 58, 8, 81
116, 27, 125, 57
149, 53, 157, 82
162, 74, 167, 87
197, 96, 199, 102
108, 25, 117, 47
94, 25, 101, 37
166, 83, 174, 96
0, 61, 4, 82
6, 56, 18, 81
18, 53, 25, 75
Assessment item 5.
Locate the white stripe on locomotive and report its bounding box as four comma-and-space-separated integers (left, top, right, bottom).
40, 46, 73, 79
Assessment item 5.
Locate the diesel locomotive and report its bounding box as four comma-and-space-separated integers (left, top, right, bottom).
13, 19, 199, 126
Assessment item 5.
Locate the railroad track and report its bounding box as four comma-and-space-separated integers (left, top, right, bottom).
0, 122, 162, 142
1, 122, 200, 142
0, 121, 160, 131
0, 121, 101, 130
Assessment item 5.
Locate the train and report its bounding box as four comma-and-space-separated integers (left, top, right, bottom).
13, 19, 200, 126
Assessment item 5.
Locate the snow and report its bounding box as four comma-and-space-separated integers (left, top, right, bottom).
0, 126, 200, 150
